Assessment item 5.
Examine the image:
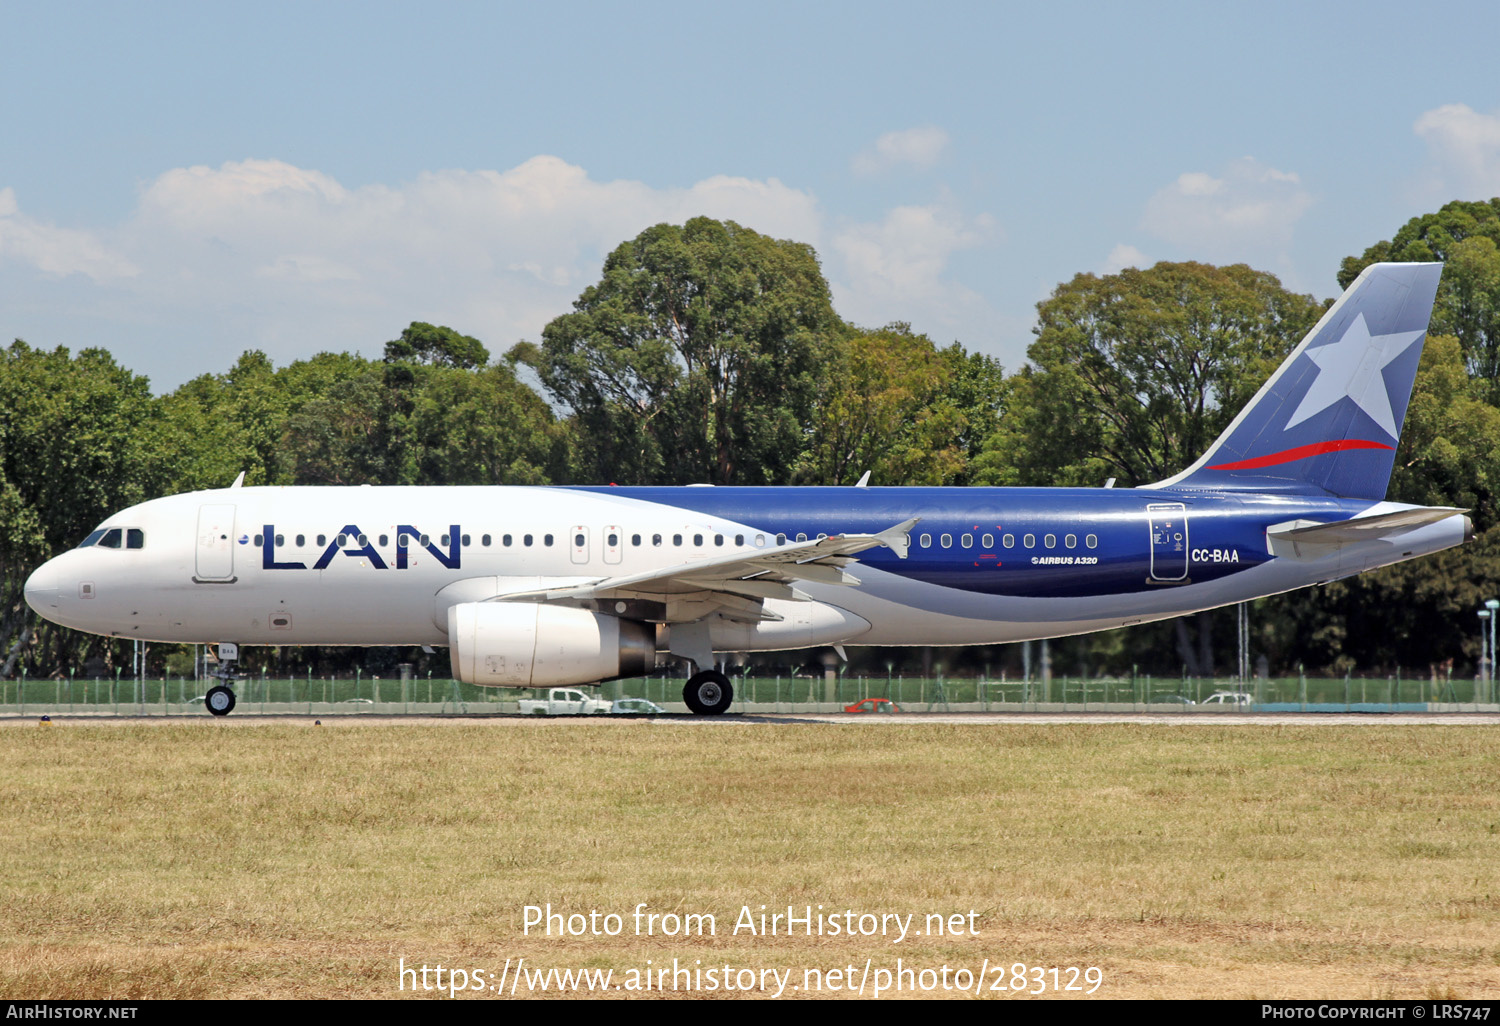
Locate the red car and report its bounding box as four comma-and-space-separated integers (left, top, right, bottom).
844, 698, 902, 713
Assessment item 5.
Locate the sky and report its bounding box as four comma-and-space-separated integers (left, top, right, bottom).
3, 0, 1500, 393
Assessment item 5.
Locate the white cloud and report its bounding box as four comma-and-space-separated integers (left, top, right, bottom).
1101, 243, 1148, 275
1140, 157, 1313, 262
0, 186, 138, 280
830, 203, 998, 342
852, 126, 951, 175
1414, 103, 1500, 198
5, 157, 1008, 388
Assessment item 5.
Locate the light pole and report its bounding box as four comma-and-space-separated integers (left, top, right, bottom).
1480, 609, 1492, 703
1487, 599, 1499, 703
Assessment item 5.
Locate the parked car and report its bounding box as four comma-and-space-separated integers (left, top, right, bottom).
844, 698, 902, 713
1201, 691, 1254, 706
1149, 694, 1195, 705
610, 698, 666, 716
517, 688, 612, 716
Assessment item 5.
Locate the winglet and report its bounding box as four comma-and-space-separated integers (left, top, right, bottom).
875, 517, 920, 559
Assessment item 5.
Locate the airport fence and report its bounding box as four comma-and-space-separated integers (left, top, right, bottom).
0, 668, 1494, 715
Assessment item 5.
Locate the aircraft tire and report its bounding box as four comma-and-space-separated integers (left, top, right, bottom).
205, 685, 236, 717
683, 670, 733, 715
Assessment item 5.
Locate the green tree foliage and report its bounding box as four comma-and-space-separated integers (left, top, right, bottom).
795, 325, 997, 485
1340, 199, 1500, 387
0, 342, 165, 676
383, 322, 489, 370
525, 218, 842, 485
979, 262, 1324, 488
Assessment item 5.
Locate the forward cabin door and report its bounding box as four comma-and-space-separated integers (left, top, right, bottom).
196, 504, 237, 582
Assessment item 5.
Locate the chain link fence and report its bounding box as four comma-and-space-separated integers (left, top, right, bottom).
0, 668, 1493, 715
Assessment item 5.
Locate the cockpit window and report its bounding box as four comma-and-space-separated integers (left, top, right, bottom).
127, 529, 145, 549
77, 529, 106, 548
97, 528, 123, 549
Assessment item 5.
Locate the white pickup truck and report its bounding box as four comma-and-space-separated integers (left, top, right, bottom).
517, 688, 613, 716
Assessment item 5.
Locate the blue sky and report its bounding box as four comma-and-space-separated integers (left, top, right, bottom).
3, 0, 1499, 391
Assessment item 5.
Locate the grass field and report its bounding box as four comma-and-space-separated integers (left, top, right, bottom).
1, 721, 1497, 999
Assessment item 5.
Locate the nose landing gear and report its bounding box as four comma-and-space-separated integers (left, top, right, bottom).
204, 643, 243, 717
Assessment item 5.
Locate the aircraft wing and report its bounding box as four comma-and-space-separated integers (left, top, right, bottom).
496, 517, 919, 621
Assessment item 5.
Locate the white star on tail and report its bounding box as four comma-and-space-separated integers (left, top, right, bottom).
1283, 313, 1425, 439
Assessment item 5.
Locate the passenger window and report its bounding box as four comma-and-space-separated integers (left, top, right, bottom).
652, 534, 663, 547
482, 534, 492, 547
632, 534, 642, 546
754, 534, 765, 547
919, 534, 932, 548
503, 534, 513, 547
673, 534, 683, 546
295, 534, 305, 547
940, 534, 952, 548
796, 533, 807, 542
440, 534, 449, 546
275, 534, 285, 547
575, 533, 585, 547
462, 534, 471, 546
543, 534, 553, 547
317, 534, 327, 547
379, 534, 389, 546
523, 534, 533, 547
735, 534, 744, 546
817, 533, 828, 541
1065, 534, 1076, 548
1044, 534, 1056, 548
127, 529, 145, 549
714, 534, 724, 546
398, 534, 410, 546
419, 534, 430, 546
1086, 534, 1098, 549
1002, 534, 1014, 548
777, 534, 787, 545
693, 534, 703, 546
1023, 534, 1036, 548
358, 535, 369, 546
961, 534, 973, 548
254, 534, 264, 547
982, 534, 993, 548
607, 533, 618, 547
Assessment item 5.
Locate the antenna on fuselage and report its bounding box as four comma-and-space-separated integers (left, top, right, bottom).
855, 470, 871, 488
230, 471, 245, 489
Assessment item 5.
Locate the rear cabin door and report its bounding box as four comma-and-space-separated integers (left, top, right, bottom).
1147, 503, 1188, 582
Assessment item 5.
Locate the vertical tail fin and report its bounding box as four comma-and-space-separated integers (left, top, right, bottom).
1152, 262, 1443, 499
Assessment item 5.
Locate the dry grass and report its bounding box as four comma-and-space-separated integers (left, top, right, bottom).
1, 721, 1498, 998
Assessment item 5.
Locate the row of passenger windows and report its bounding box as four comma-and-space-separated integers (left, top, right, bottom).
78, 528, 145, 550
253, 531, 768, 549
917, 531, 1099, 551
251, 529, 1099, 554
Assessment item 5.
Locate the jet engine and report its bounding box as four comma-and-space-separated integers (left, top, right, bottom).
447, 601, 654, 687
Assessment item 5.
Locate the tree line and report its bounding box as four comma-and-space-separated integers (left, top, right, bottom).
5, 204, 1500, 681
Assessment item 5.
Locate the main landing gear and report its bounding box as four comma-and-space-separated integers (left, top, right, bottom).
683, 669, 733, 715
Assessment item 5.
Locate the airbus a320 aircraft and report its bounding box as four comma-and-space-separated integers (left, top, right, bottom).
24, 263, 1468, 715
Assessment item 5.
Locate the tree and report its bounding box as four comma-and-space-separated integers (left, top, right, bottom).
383, 322, 489, 370
977, 261, 1325, 488
1340, 199, 1500, 389
524, 218, 842, 485
795, 324, 991, 485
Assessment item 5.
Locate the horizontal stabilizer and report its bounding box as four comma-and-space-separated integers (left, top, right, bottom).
1266, 506, 1468, 558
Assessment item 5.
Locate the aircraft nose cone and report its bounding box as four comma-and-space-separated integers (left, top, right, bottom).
24, 562, 58, 615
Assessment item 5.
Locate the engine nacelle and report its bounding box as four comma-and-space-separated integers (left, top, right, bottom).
447, 601, 654, 687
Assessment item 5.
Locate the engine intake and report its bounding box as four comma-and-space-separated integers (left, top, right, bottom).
447, 601, 654, 687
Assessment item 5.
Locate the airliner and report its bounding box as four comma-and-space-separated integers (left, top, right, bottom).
23, 262, 1468, 715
